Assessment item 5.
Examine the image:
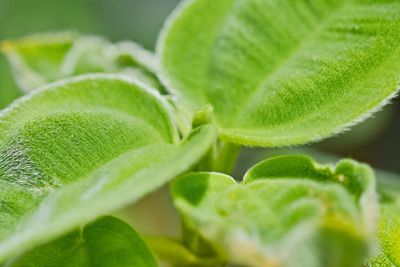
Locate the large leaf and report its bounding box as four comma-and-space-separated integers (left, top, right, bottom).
172, 155, 378, 267
0, 74, 217, 262
159, 0, 400, 147
5, 216, 158, 267
1, 33, 163, 93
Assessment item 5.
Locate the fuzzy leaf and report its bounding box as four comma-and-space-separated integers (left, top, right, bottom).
1, 33, 163, 92
159, 0, 400, 146
5, 216, 158, 267
367, 254, 396, 267
172, 155, 378, 267
371, 173, 400, 267
0, 74, 217, 262
378, 200, 400, 266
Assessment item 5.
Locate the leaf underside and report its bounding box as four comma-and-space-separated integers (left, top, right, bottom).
159, 0, 400, 146
172, 155, 377, 267
0, 74, 217, 261
5, 216, 158, 267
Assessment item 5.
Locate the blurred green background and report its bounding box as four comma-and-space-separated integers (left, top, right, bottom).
1, 0, 399, 176
0, 0, 179, 107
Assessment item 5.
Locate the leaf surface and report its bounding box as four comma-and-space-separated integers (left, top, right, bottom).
159, 0, 400, 146
172, 155, 378, 267
5, 216, 158, 267
0, 74, 217, 261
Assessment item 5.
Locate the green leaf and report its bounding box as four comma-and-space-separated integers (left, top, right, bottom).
367, 254, 396, 267
369, 170, 400, 266
159, 0, 400, 147
0, 74, 217, 262
5, 216, 158, 267
1, 33, 164, 93
172, 155, 378, 267
244, 155, 376, 202
378, 200, 400, 266
367, 196, 400, 267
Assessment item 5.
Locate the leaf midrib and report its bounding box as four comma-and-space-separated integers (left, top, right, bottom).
220, 42, 400, 139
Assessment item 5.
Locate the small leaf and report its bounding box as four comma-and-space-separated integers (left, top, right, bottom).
5, 216, 158, 267
172, 156, 378, 267
1, 33, 163, 92
0, 74, 217, 262
159, 0, 400, 147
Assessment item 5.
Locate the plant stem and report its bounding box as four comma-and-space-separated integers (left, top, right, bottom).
193, 140, 240, 175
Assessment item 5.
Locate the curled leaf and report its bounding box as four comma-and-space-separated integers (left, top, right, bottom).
172, 155, 378, 267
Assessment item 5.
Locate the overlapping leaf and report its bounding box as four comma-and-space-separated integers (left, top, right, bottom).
172, 155, 378, 267
159, 0, 400, 146
0, 74, 217, 262
5, 216, 158, 267
1, 33, 163, 92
